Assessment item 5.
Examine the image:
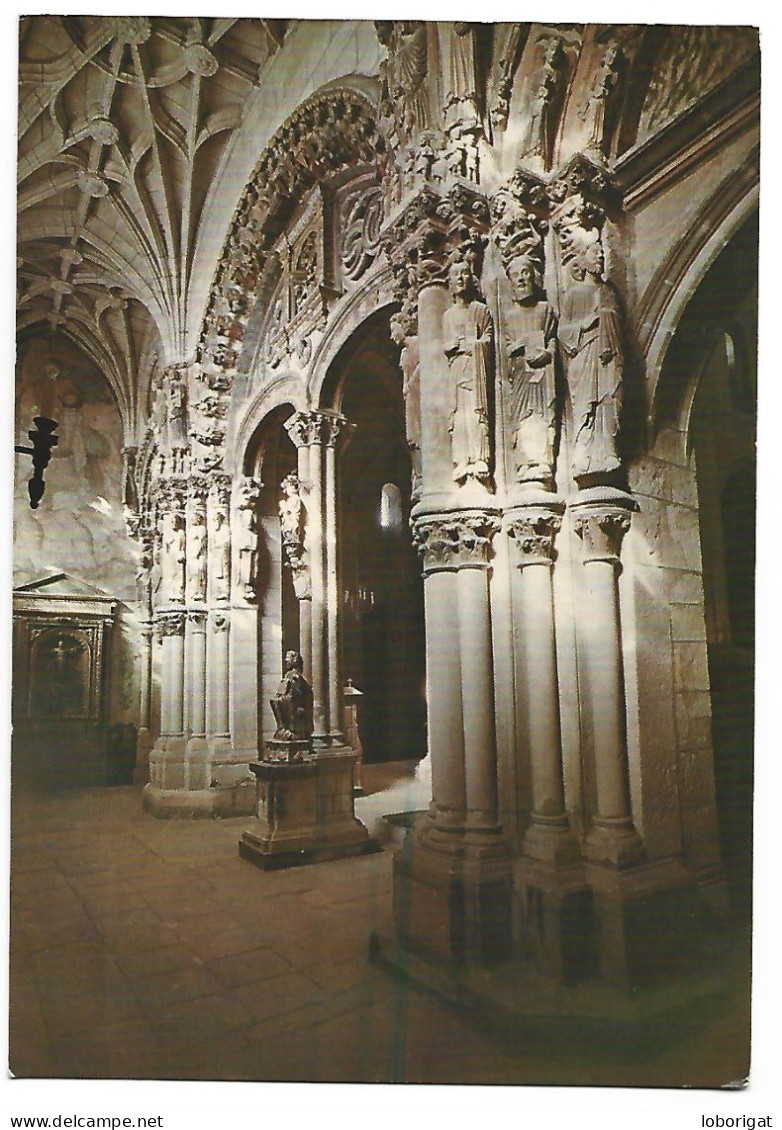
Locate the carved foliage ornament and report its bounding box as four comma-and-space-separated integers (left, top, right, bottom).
573, 508, 632, 563
199, 89, 382, 373
341, 187, 384, 282
412, 512, 500, 572
507, 511, 562, 565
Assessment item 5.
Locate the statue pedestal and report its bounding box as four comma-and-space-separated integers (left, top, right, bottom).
239, 748, 379, 870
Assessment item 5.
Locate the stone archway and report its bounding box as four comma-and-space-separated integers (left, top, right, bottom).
657, 212, 757, 909
321, 308, 427, 766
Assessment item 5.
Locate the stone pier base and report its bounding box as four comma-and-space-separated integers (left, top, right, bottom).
239, 748, 378, 870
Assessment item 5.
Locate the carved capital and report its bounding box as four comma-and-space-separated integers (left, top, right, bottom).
491, 171, 549, 272
382, 184, 491, 298
284, 409, 348, 449
573, 507, 632, 564
188, 475, 210, 506
412, 510, 500, 573
157, 609, 186, 638
210, 610, 230, 633
507, 509, 562, 566
209, 472, 232, 508
187, 609, 208, 630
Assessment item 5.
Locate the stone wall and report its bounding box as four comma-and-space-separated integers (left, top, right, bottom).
14, 332, 140, 726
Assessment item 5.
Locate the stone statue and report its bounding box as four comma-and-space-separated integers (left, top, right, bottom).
165, 368, 188, 454
279, 473, 304, 567
270, 651, 313, 741
580, 42, 623, 158
442, 258, 493, 487
187, 509, 208, 602
209, 506, 231, 601
558, 235, 623, 482
390, 314, 422, 501
520, 38, 565, 169
504, 254, 558, 484
235, 478, 260, 602
446, 23, 480, 125
161, 511, 186, 601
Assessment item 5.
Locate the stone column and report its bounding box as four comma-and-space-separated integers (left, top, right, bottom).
455, 515, 502, 836
414, 516, 467, 835
506, 501, 578, 864
324, 414, 352, 743
572, 490, 644, 867
208, 609, 231, 741
186, 609, 207, 743
134, 620, 155, 783
294, 440, 313, 680
285, 410, 349, 748
204, 476, 231, 759
158, 609, 186, 740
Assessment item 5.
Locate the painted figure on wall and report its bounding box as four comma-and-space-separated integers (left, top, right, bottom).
442, 258, 493, 487
558, 233, 623, 482
504, 253, 558, 485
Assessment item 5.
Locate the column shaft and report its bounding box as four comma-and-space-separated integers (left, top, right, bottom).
519, 564, 566, 818
209, 616, 230, 738
458, 566, 497, 831
423, 568, 466, 830
325, 441, 343, 739
188, 620, 207, 738
308, 441, 328, 739
583, 560, 631, 821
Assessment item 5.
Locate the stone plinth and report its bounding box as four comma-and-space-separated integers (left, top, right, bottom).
239, 749, 378, 870
392, 825, 512, 969
513, 858, 592, 985
585, 858, 703, 989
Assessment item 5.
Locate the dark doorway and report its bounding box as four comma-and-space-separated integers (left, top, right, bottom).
329, 312, 427, 764
684, 215, 757, 914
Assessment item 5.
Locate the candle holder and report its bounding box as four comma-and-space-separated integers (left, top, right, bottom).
15, 417, 58, 509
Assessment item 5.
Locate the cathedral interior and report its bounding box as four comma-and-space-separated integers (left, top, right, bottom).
11, 17, 758, 1086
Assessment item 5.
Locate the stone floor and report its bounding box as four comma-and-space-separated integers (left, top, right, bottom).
9, 781, 751, 1086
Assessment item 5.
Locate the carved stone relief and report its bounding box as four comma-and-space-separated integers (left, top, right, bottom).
519, 37, 566, 171
412, 511, 499, 573
492, 177, 557, 487
442, 257, 494, 489
235, 476, 261, 603
579, 41, 625, 160
340, 186, 384, 282
279, 472, 310, 600
551, 170, 624, 484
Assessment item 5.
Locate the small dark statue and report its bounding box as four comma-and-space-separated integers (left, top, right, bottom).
270, 651, 313, 742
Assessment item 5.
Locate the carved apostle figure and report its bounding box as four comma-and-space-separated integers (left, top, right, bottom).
442, 259, 493, 487
558, 235, 623, 481
235, 478, 260, 601
165, 370, 187, 451
186, 509, 208, 602
504, 254, 558, 484
161, 511, 186, 602
580, 42, 623, 158
271, 651, 313, 741
520, 38, 565, 169
209, 506, 231, 602
390, 314, 422, 501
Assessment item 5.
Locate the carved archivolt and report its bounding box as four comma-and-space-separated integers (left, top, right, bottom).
198, 88, 383, 378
